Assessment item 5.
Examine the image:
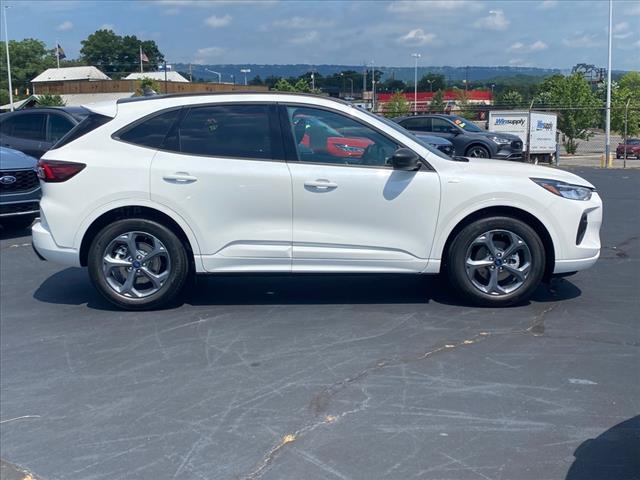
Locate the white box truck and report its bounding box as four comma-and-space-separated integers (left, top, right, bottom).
488, 111, 558, 163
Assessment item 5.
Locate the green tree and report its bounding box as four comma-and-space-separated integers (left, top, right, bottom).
0, 39, 58, 104
430, 89, 445, 113
384, 91, 411, 118
497, 90, 524, 108
417, 73, 445, 92
380, 78, 406, 93
37, 94, 65, 106
135, 77, 160, 96
80, 29, 164, 79
454, 88, 474, 118
249, 75, 264, 86
535, 74, 599, 154
612, 72, 640, 137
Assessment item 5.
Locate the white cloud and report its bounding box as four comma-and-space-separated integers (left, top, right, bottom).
530, 40, 548, 51
204, 14, 231, 28
193, 46, 225, 62
626, 3, 640, 16
615, 31, 634, 40
538, 0, 557, 9
388, 0, 482, 13
562, 33, 602, 48
56, 20, 73, 31
508, 42, 525, 52
613, 21, 629, 34
272, 16, 334, 29
100, 23, 114, 31
474, 10, 510, 31
290, 30, 318, 44
398, 28, 436, 46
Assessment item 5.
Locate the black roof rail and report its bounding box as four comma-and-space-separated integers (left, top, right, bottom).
117, 91, 350, 105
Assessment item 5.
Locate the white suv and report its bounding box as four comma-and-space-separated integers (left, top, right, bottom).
32, 93, 602, 309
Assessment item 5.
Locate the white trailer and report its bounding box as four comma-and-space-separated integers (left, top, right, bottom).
488, 111, 558, 163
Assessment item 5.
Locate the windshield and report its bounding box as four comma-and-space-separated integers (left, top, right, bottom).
355, 107, 452, 160
449, 115, 483, 132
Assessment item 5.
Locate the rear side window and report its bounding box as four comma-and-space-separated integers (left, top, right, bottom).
172, 104, 272, 159
53, 113, 113, 149
2, 113, 47, 141
400, 117, 430, 132
118, 109, 181, 149
48, 114, 75, 143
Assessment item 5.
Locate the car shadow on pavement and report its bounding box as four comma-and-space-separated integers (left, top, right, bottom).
565, 415, 640, 480
33, 267, 582, 310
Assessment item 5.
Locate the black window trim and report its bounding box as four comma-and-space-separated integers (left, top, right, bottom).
112, 102, 286, 164
278, 102, 434, 171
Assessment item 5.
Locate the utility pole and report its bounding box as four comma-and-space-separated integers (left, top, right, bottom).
2, 3, 14, 111
465, 65, 469, 92
370, 61, 376, 112
411, 53, 421, 114
188, 63, 192, 82
363, 63, 367, 94
604, 0, 613, 168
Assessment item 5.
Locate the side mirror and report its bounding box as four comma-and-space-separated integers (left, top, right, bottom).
391, 148, 422, 171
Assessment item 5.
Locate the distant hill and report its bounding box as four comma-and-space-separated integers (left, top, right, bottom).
173, 64, 568, 83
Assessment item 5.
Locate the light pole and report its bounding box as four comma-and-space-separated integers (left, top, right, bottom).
369, 61, 376, 112
240, 68, 250, 86
340, 72, 345, 97
347, 77, 354, 98
411, 53, 421, 114
604, 0, 613, 168
2, 4, 14, 111
490, 83, 495, 101
205, 68, 222, 83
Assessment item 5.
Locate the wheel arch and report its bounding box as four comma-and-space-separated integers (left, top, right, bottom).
440, 205, 556, 281
79, 205, 197, 269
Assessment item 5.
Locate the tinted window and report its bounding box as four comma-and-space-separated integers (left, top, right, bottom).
48, 114, 75, 143
400, 117, 430, 132
431, 118, 453, 133
119, 109, 180, 149
2, 114, 47, 141
175, 105, 272, 159
53, 113, 112, 150
287, 106, 398, 167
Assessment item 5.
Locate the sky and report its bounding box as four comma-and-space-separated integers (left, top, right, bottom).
3, 0, 640, 70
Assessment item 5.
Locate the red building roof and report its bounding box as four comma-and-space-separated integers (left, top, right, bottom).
377, 90, 492, 102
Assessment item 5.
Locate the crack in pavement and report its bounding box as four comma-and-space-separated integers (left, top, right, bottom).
240, 302, 558, 479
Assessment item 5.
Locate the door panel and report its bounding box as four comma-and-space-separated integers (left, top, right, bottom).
282, 105, 440, 273
149, 104, 292, 272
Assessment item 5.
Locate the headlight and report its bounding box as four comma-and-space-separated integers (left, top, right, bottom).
531, 178, 593, 201
488, 135, 511, 145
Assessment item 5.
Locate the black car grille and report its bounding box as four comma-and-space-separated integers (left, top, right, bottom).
0, 169, 39, 193
0, 201, 39, 216
437, 145, 455, 156
511, 140, 523, 150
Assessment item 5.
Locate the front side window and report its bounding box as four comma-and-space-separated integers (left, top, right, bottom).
176, 105, 272, 159
431, 117, 454, 133
48, 114, 75, 143
118, 109, 181, 149
286, 106, 398, 167
3, 114, 47, 141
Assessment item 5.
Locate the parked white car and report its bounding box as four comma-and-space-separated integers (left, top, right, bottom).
32, 93, 602, 309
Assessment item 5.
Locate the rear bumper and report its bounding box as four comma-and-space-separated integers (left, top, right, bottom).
31, 220, 80, 267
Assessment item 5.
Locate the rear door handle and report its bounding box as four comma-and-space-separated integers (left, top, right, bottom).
304, 179, 338, 190
163, 172, 198, 184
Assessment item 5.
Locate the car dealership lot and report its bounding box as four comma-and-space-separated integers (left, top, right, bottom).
1, 168, 638, 480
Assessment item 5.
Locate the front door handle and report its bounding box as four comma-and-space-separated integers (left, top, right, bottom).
304, 179, 338, 190
163, 172, 198, 184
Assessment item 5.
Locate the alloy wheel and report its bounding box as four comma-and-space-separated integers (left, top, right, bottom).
464, 229, 532, 296
102, 231, 171, 298
467, 147, 489, 158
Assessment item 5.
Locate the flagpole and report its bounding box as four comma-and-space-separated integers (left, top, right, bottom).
56, 39, 60, 69
139, 45, 143, 73
2, 3, 14, 111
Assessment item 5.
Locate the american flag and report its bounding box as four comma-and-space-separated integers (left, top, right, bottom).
140, 50, 149, 63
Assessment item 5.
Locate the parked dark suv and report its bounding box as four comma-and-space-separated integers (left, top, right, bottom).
394, 114, 523, 160
0, 107, 89, 158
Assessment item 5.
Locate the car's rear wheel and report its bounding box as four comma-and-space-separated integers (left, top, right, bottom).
446, 216, 545, 306
88, 219, 189, 310
466, 145, 490, 158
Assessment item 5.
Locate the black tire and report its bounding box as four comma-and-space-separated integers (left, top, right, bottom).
465, 144, 491, 158
446, 216, 545, 307
88, 218, 190, 310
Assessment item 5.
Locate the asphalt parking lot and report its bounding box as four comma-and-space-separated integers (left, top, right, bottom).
1, 167, 638, 480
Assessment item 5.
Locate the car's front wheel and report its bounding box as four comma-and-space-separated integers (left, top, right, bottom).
446, 216, 545, 306
88, 219, 189, 310
465, 145, 490, 158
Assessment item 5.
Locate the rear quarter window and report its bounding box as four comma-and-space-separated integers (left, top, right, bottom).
116, 108, 181, 149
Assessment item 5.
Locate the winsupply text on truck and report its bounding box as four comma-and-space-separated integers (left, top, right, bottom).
495, 118, 526, 126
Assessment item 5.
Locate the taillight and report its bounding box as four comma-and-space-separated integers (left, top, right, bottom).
37, 159, 86, 183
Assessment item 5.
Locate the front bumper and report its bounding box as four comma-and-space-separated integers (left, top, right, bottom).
31, 220, 81, 267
